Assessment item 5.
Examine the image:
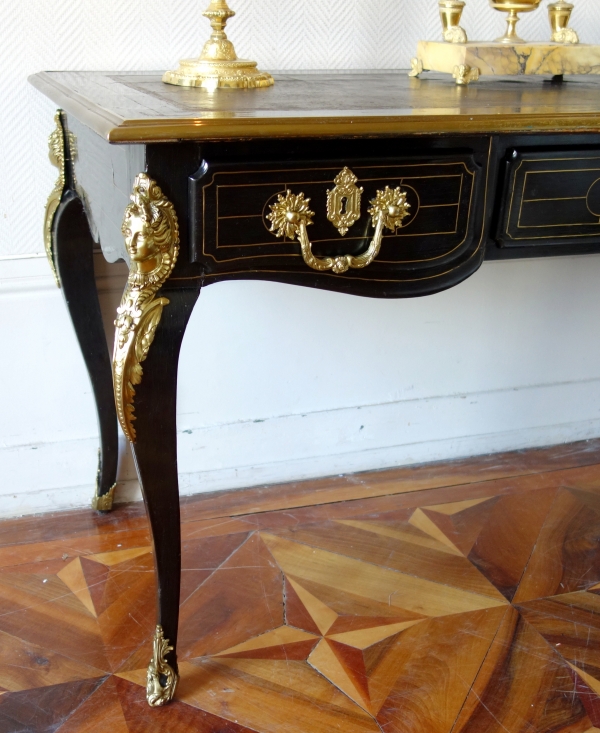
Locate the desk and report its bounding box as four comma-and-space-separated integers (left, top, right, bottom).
29, 70, 600, 706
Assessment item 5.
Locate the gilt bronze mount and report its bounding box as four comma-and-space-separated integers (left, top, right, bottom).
113, 174, 180, 444
267, 180, 411, 275
163, 0, 273, 89
410, 0, 590, 85
44, 112, 68, 287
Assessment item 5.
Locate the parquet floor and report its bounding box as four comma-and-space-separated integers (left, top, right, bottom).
5, 443, 600, 732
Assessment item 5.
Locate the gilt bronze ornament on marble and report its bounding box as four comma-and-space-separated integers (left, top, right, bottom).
410, 0, 594, 85
163, 0, 274, 89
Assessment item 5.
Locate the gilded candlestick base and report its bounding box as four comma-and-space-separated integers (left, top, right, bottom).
163, 0, 273, 89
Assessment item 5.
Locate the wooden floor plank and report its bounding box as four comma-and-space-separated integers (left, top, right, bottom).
178, 439, 600, 522
3, 440, 600, 731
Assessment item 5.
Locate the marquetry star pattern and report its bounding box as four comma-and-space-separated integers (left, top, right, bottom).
4, 484, 600, 731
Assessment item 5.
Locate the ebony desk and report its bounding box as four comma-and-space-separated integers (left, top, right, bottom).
29, 70, 600, 706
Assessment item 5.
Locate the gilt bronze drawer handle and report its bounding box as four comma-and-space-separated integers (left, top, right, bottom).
267, 186, 411, 274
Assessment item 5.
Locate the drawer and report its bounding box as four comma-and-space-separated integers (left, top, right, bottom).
189, 146, 490, 296
497, 148, 600, 248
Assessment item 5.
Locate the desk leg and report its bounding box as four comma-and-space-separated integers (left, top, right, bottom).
126, 286, 200, 706
53, 192, 119, 511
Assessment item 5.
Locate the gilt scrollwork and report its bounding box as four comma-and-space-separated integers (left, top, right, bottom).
268, 185, 410, 275
113, 174, 180, 444
147, 625, 179, 706
44, 112, 67, 287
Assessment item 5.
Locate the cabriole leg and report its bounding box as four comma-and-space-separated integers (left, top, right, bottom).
45, 111, 118, 511
129, 287, 200, 705
112, 172, 200, 705
53, 192, 119, 510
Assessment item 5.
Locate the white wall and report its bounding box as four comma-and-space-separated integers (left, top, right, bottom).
2, 0, 600, 516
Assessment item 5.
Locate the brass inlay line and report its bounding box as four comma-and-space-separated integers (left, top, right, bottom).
212, 228, 462, 250
516, 223, 600, 230
172, 244, 482, 284
420, 202, 460, 208
218, 203, 460, 215
218, 214, 265, 220
212, 162, 472, 179
455, 173, 464, 232
518, 170, 600, 229
181, 122, 491, 285
522, 196, 587, 203
368, 171, 474, 265
525, 167, 600, 173
210, 181, 469, 256
505, 231, 600, 240
507, 158, 600, 237
217, 174, 466, 188
514, 157, 600, 164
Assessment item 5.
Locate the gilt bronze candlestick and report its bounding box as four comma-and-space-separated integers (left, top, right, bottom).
163, 0, 274, 89
489, 0, 542, 44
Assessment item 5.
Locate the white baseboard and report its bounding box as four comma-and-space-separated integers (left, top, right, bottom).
3, 378, 600, 518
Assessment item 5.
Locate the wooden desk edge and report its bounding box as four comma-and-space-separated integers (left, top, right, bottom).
29, 71, 600, 143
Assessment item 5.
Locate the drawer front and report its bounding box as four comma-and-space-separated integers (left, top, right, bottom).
497, 149, 600, 248
193, 159, 477, 265
189, 148, 489, 296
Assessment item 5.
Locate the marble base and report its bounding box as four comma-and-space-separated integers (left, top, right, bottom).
413, 41, 600, 84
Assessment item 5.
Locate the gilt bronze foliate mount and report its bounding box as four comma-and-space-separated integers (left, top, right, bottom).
44, 112, 76, 287
113, 174, 180, 444
163, 0, 273, 89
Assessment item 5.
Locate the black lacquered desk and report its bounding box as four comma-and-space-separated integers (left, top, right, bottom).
29, 70, 600, 706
